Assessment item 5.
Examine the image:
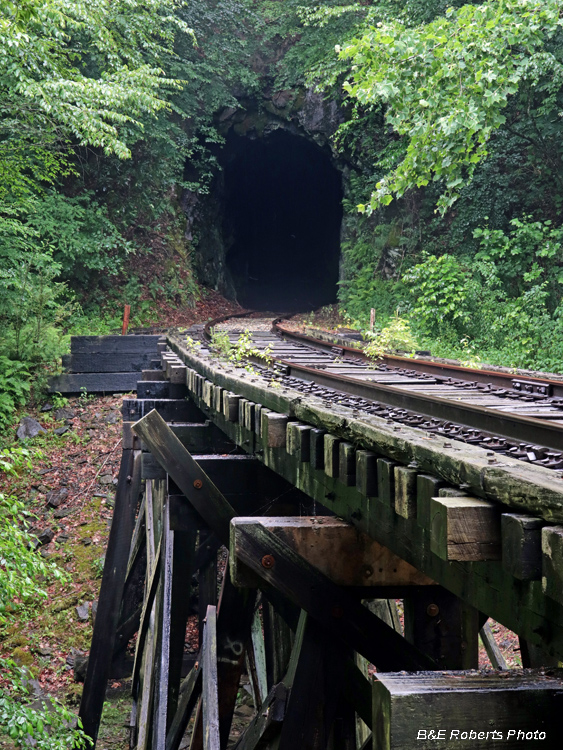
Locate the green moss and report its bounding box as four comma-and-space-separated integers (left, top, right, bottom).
51, 595, 78, 613
11, 647, 34, 668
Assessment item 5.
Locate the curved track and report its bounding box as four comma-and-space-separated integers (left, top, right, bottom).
202, 312, 563, 466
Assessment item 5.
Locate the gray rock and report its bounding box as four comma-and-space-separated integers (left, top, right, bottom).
29, 527, 54, 548
54, 426, 70, 436
17, 417, 46, 441
76, 602, 90, 622
73, 654, 88, 683
54, 407, 75, 421
81, 537, 92, 546
46, 487, 68, 508
104, 411, 119, 425
54, 508, 73, 519
41, 403, 53, 412
99, 474, 114, 485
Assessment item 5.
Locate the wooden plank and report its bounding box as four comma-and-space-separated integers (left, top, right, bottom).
49, 372, 139, 393
480, 621, 508, 670
394, 465, 418, 519
416, 474, 444, 529
152, 497, 174, 749
372, 670, 563, 749
165, 664, 202, 750
232, 683, 288, 750
63, 352, 156, 372
132, 410, 238, 543
202, 605, 220, 750
356, 450, 378, 497
339, 442, 356, 486
70, 334, 162, 353
231, 517, 434, 588
198, 556, 218, 643
191, 569, 258, 750
167, 528, 197, 730
310, 428, 326, 470
142, 369, 167, 381
430, 496, 502, 561
286, 423, 311, 463
377, 458, 397, 507
263, 602, 294, 691
250, 606, 268, 705
265, 412, 288, 448
124, 398, 203, 424
324, 434, 340, 478
231, 520, 434, 671
542, 526, 563, 606
137, 381, 187, 400
79, 449, 142, 744
502, 513, 543, 581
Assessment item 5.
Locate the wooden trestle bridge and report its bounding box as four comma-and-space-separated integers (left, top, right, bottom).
77, 327, 563, 750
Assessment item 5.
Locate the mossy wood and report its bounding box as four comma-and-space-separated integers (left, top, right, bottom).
169, 334, 563, 658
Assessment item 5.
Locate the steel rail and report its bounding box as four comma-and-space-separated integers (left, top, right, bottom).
204, 313, 563, 453
274, 322, 563, 398
274, 359, 563, 453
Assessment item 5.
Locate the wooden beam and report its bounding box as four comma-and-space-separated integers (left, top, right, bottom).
132, 409, 236, 544
480, 621, 508, 670
372, 670, 563, 749
231, 520, 435, 671
430, 496, 502, 561
165, 663, 202, 750
70, 334, 162, 354
202, 606, 220, 750
502, 513, 543, 581
394, 465, 418, 520
542, 526, 563, 606
231, 517, 434, 588
124, 398, 203, 424
79, 449, 142, 744
49, 372, 141, 394
232, 683, 288, 750
191, 570, 257, 750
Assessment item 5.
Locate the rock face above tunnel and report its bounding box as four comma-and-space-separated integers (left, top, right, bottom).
187, 89, 346, 307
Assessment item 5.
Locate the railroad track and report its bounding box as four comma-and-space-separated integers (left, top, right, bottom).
201, 312, 563, 468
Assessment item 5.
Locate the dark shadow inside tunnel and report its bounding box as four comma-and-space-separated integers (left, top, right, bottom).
223, 130, 343, 311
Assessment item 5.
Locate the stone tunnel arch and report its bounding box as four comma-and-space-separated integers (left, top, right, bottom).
222, 129, 343, 311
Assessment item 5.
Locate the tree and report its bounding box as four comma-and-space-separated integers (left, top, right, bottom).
332, 0, 563, 213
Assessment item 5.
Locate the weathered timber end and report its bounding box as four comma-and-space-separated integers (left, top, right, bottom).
50, 334, 164, 393
167, 332, 563, 660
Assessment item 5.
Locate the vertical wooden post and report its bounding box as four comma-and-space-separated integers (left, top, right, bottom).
79, 449, 141, 745
403, 586, 479, 669
199, 556, 218, 643
122, 304, 131, 335
202, 606, 220, 750
263, 602, 294, 690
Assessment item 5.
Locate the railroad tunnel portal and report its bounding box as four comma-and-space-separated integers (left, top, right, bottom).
223, 130, 343, 311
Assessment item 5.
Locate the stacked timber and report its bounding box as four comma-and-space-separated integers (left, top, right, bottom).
49, 334, 164, 394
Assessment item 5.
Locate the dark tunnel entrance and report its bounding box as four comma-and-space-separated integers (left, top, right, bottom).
223, 130, 343, 311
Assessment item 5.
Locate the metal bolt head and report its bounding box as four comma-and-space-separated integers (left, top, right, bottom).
426, 603, 440, 617
363, 566, 374, 579
261, 555, 275, 569
193, 479, 203, 490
